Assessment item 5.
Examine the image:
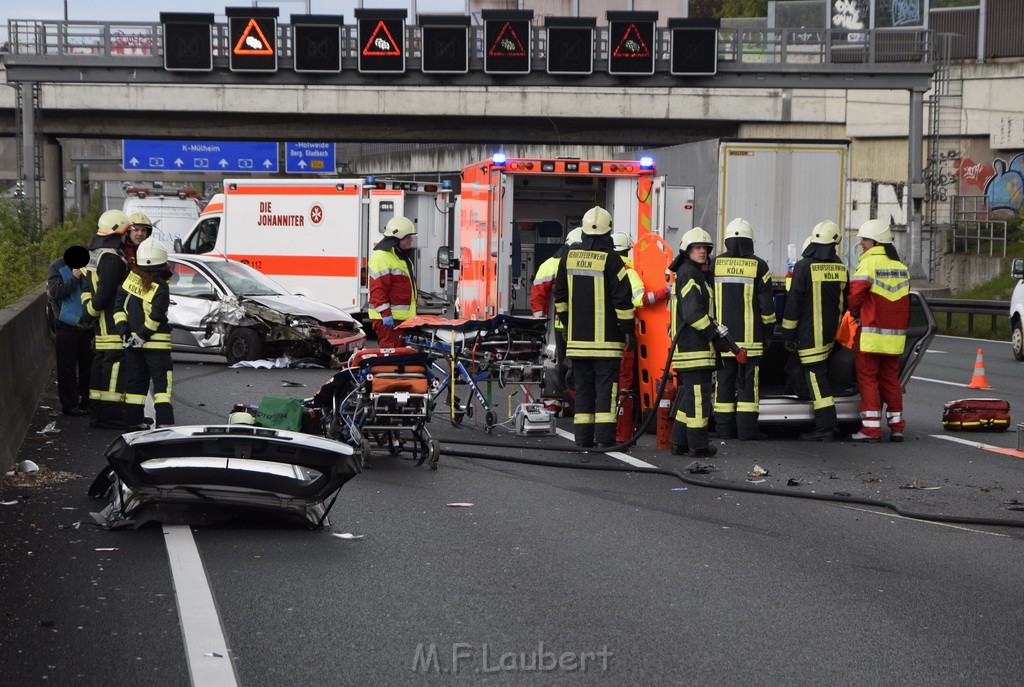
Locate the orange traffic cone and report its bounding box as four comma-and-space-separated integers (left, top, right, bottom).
966, 348, 992, 389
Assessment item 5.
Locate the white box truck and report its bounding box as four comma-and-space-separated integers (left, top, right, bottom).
644, 139, 849, 277
174, 178, 453, 316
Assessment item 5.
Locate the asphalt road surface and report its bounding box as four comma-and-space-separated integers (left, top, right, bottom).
2, 335, 1023, 686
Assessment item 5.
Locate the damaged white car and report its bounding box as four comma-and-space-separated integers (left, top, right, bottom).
167, 254, 365, 365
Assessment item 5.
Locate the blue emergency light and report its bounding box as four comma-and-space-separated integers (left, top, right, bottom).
639, 157, 654, 169
492, 154, 507, 166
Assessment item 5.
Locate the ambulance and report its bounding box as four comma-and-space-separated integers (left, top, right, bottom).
174, 177, 453, 316
448, 155, 663, 319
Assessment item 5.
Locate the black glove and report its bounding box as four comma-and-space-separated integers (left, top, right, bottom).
623, 332, 636, 352
763, 323, 775, 340
783, 339, 797, 353
76, 313, 95, 329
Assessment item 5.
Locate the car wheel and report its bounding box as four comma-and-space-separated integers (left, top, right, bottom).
225, 328, 264, 364
1013, 321, 1024, 361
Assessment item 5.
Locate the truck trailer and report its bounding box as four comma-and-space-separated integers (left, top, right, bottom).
174, 177, 453, 317
644, 139, 850, 277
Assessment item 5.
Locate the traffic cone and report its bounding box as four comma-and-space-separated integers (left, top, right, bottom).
966, 348, 992, 389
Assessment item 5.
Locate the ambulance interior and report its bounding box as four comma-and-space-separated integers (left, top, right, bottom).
507, 174, 617, 315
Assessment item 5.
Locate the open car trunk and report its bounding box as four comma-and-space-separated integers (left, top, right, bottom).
89, 425, 360, 529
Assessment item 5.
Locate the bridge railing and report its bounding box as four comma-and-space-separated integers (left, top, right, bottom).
6, 20, 935, 69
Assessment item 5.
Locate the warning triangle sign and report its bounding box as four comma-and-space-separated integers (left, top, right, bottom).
233, 18, 274, 56
362, 20, 402, 56
612, 23, 651, 58
488, 21, 526, 57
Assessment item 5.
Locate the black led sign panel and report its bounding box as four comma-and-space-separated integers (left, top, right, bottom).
292, 15, 343, 73
483, 12, 532, 74
608, 19, 656, 75
227, 10, 278, 72
161, 14, 214, 72
357, 12, 406, 74
420, 18, 469, 74
669, 19, 720, 76
546, 26, 594, 75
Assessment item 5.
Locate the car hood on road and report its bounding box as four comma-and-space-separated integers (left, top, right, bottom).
244, 294, 355, 324
88, 425, 360, 528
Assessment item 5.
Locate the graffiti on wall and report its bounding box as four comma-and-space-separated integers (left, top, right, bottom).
956, 152, 1024, 213
849, 179, 907, 227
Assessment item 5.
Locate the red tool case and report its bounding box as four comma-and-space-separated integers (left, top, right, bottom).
941, 398, 1011, 431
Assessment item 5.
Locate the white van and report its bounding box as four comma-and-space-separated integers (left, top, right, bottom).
121, 186, 202, 247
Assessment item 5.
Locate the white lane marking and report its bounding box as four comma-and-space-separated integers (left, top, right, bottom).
840, 506, 1008, 537
925, 350, 947, 354
934, 333, 1004, 343
912, 375, 973, 388
929, 434, 995, 450
164, 526, 239, 687
554, 428, 657, 468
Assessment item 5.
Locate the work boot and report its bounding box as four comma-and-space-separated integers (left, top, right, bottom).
851, 431, 880, 443
799, 428, 836, 442
670, 444, 689, 456
889, 432, 904, 443
689, 445, 718, 458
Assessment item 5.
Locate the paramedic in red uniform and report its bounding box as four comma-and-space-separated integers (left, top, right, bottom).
367, 216, 417, 349
847, 219, 911, 442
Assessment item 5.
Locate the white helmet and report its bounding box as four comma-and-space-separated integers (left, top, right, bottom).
228, 411, 256, 425
581, 206, 612, 235
136, 237, 168, 270
97, 209, 132, 236
611, 232, 632, 253
680, 227, 714, 253
809, 220, 841, 245
725, 218, 754, 240
384, 216, 416, 239
564, 227, 584, 246
857, 218, 893, 244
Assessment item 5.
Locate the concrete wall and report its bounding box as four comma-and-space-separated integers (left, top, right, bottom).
0, 289, 55, 470
938, 252, 1007, 293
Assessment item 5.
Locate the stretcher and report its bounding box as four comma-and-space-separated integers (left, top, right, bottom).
311, 347, 439, 469
398, 315, 550, 431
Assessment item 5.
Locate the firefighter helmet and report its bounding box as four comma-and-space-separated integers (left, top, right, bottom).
856, 218, 893, 244
228, 411, 256, 425
97, 209, 132, 236
581, 206, 612, 235
564, 227, 584, 246
680, 227, 714, 253
128, 212, 153, 227
611, 232, 632, 253
725, 218, 754, 240
384, 216, 416, 239
809, 220, 841, 245
136, 237, 168, 270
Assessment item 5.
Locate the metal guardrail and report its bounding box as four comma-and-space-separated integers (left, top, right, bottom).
927, 297, 1009, 334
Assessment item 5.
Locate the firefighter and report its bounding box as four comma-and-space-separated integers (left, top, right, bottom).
113, 238, 175, 430
125, 212, 154, 271
553, 206, 634, 448
710, 218, 776, 440
779, 220, 849, 442
80, 209, 132, 428
847, 219, 911, 442
367, 216, 417, 349
669, 227, 731, 458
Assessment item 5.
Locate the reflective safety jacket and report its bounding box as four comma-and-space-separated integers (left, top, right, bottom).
781, 247, 849, 365
367, 238, 416, 321
81, 236, 129, 351
710, 250, 776, 357
621, 256, 671, 309
530, 254, 563, 329
553, 238, 634, 358
671, 258, 718, 371
113, 272, 172, 350
847, 245, 910, 355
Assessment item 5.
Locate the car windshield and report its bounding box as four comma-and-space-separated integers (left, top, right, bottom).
204, 260, 288, 297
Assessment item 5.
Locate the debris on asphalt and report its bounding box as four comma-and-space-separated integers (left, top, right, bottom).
1, 499, 18, 506
671, 487, 688, 492
446, 502, 474, 508
683, 461, 718, 474
833, 491, 852, 497
95, 547, 119, 552
35, 422, 59, 435
899, 481, 941, 490
281, 380, 306, 387
786, 478, 805, 487
750, 464, 768, 478
746, 478, 767, 484
19, 460, 39, 473
331, 532, 364, 540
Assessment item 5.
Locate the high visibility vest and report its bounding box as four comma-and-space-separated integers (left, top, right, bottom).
553, 248, 634, 358
848, 246, 910, 355
710, 253, 776, 357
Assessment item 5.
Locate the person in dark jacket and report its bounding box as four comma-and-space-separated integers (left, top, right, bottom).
779, 220, 849, 442
46, 245, 94, 416
670, 227, 730, 458
80, 209, 132, 428
114, 237, 175, 430
709, 218, 776, 440
553, 206, 635, 448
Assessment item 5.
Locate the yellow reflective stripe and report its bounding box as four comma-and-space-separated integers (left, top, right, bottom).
113, 311, 127, 324
574, 413, 595, 424
124, 394, 147, 405
781, 318, 798, 330
594, 412, 617, 423
737, 401, 759, 413
714, 402, 736, 413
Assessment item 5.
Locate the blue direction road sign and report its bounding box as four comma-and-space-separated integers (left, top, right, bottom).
285, 141, 336, 174
122, 139, 279, 173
